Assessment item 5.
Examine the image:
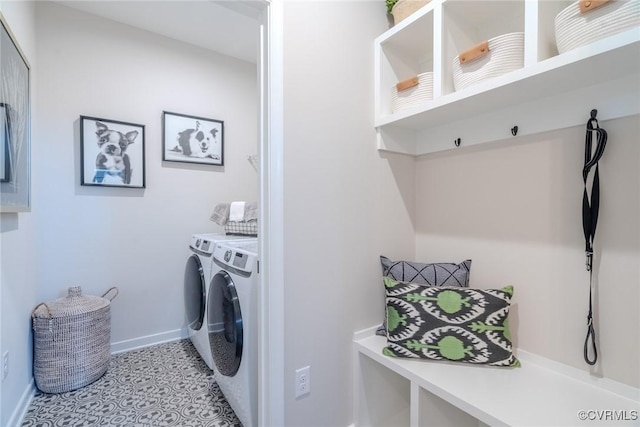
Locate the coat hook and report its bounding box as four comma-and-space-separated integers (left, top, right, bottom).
590, 109, 598, 119
511, 126, 518, 136
454, 138, 461, 147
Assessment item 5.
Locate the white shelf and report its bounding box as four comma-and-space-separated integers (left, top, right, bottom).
353, 328, 640, 427
374, 0, 640, 156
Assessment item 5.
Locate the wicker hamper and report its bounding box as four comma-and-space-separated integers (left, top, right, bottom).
32, 286, 118, 393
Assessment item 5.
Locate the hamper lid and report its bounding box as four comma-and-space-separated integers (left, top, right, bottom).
32, 286, 118, 319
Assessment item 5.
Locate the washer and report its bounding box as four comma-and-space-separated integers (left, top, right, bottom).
184, 233, 253, 371
208, 239, 258, 427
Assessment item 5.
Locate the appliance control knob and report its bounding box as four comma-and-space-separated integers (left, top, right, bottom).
195, 239, 201, 248
224, 250, 232, 262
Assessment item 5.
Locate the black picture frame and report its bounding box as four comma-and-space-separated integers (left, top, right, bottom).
162, 111, 224, 166
80, 116, 146, 188
0, 13, 31, 212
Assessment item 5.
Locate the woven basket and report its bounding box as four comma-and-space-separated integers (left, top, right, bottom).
391, 72, 433, 113
392, 0, 431, 25
32, 286, 118, 393
555, 0, 640, 54
453, 32, 524, 92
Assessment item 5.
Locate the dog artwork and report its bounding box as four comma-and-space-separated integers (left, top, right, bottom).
169, 120, 221, 161
92, 121, 138, 185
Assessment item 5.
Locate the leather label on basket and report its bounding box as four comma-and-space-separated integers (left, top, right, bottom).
396, 76, 419, 92
580, 0, 610, 13
459, 40, 490, 64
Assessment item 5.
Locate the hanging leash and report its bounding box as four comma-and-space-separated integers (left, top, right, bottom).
582, 109, 607, 366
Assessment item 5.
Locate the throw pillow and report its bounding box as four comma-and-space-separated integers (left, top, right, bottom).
376, 256, 472, 336
383, 279, 519, 367
380, 256, 472, 286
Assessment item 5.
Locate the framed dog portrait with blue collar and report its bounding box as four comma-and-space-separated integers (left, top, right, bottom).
162, 111, 224, 166
80, 116, 145, 188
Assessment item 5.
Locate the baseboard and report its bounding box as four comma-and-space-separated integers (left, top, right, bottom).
7, 379, 36, 427
110, 328, 189, 354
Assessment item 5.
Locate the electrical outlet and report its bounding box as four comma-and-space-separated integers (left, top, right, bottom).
295, 366, 310, 398
2, 351, 8, 382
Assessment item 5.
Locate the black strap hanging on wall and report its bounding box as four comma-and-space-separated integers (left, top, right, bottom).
582, 109, 607, 366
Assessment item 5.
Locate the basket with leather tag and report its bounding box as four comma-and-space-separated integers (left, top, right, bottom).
555, 0, 640, 54
391, 72, 433, 113
453, 32, 524, 92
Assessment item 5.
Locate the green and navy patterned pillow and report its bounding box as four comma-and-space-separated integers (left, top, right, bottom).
376, 256, 472, 336
383, 277, 520, 367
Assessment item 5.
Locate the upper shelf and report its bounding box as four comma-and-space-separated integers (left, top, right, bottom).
374, 0, 640, 156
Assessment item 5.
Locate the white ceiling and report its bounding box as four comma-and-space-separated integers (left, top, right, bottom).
53, 1, 261, 64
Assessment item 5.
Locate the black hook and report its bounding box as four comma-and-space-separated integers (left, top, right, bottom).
589, 109, 600, 129
511, 126, 518, 136
454, 138, 461, 147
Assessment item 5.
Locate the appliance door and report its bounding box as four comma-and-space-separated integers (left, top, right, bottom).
184, 254, 206, 331
208, 270, 243, 377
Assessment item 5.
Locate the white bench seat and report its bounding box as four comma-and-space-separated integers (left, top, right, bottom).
353, 327, 640, 427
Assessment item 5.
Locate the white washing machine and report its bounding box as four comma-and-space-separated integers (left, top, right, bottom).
208, 239, 258, 427
184, 233, 254, 371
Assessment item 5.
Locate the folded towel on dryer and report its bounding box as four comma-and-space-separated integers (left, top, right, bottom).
244, 201, 258, 221
210, 203, 230, 225
229, 201, 246, 222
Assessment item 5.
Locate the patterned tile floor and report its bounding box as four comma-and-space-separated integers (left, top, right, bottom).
22, 340, 242, 427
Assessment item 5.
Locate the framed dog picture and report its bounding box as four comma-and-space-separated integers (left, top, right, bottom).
162, 111, 224, 166
80, 116, 145, 188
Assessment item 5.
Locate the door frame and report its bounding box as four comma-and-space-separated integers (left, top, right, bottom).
257, 1, 285, 425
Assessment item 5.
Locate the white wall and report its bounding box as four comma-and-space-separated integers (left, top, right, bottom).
415, 116, 640, 388
282, 2, 414, 426
0, 1, 37, 425
32, 1, 257, 342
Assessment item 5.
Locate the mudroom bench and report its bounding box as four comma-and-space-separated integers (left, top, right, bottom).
353, 327, 640, 426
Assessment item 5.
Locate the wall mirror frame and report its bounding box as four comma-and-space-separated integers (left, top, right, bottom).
0, 12, 31, 213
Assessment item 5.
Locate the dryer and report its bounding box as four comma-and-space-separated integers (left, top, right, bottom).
208, 239, 258, 427
184, 233, 253, 371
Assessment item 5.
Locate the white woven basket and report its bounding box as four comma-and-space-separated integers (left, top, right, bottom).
391, 72, 434, 113
32, 286, 118, 393
453, 32, 524, 92
555, 0, 640, 54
